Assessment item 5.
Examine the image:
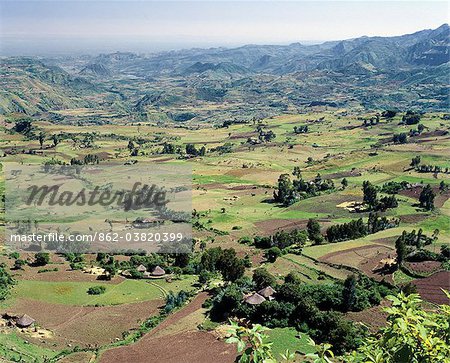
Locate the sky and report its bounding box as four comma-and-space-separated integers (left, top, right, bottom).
0, 1, 448, 55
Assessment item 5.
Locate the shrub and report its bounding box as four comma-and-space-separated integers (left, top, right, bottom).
33, 252, 50, 266
87, 286, 106, 295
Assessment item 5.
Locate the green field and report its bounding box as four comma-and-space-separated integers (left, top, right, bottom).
0, 333, 59, 363
268, 327, 315, 358
11, 276, 196, 306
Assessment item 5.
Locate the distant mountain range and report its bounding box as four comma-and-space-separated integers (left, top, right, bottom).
0, 24, 448, 117
85, 23, 449, 76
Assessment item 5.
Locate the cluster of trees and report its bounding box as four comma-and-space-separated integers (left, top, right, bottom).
326, 213, 398, 243
256, 126, 276, 142
401, 110, 421, 125
367, 213, 400, 234
253, 229, 308, 251
13, 118, 33, 135
161, 142, 178, 154
127, 140, 139, 156
307, 219, 324, 244
274, 172, 335, 206
161, 142, 208, 157
186, 143, 206, 156
164, 290, 190, 313
210, 142, 233, 154
381, 110, 397, 118
363, 181, 398, 211
212, 272, 392, 355
419, 184, 435, 210
326, 219, 367, 243
410, 155, 421, 167
416, 164, 449, 174
362, 116, 379, 127
200, 247, 246, 282
231, 291, 450, 363
70, 154, 100, 165
293, 125, 309, 134
409, 123, 425, 136
395, 229, 439, 265
392, 133, 407, 144
411, 153, 449, 174
0, 263, 15, 301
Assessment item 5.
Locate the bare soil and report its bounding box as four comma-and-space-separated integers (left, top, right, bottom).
3, 298, 162, 349
412, 271, 450, 305
99, 293, 236, 363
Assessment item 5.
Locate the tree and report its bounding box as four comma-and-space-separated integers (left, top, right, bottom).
265, 247, 282, 263
419, 184, 435, 210
417, 124, 425, 134
293, 166, 302, 179
362, 181, 378, 208
0, 264, 15, 301
393, 133, 407, 144
33, 252, 50, 266
402, 111, 421, 125
253, 268, 276, 290
395, 232, 407, 266
410, 155, 421, 167
341, 178, 348, 189
342, 275, 357, 312
381, 110, 397, 118
162, 142, 176, 154
274, 174, 296, 206
218, 249, 245, 282
51, 134, 60, 147
38, 131, 46, 149
13, 119, 33, 135
307, 219, 323, 244
198, 270, 214, 285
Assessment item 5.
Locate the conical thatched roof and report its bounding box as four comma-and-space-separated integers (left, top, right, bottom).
16, 314, 35, 328
151, 266, 165, 276
258, 286, 276, 298
136, 264, 147, 273
244, 293, 266, 305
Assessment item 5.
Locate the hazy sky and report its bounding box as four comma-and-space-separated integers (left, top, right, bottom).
0, 1, 448, 55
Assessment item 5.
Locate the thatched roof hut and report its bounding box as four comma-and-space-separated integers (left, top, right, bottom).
151, 266, 165, 276
136, 264, 147, 273
244, 293, 266, 305
16, 314, 35, 328
258, 286, 276, 298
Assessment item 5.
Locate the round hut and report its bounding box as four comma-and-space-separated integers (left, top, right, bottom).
258, 286, 276, 299
151, 266, 166, 277
16, 314, 35, 328
136, 264, 147, 273
244, 293, 266, 305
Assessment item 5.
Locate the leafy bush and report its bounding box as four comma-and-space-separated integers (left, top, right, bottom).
346, 292, 450, 363
87, 286, 106, 295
